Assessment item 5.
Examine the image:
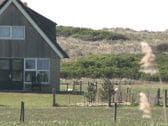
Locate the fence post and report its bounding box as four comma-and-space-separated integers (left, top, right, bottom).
157, 88, 160, 106
131, 94, 134, 105
108, 87, 112, 107
126, 88, 129, 102
120, 92, 122, 103
52, 88, 56, 106
68, 92, 71, 105
73, 81, 75, 91
66, 83, 69, 91
114, 102, 117, 122
80, 81, 82, 92
20, 101, 24, 122
165, 89, 167, 107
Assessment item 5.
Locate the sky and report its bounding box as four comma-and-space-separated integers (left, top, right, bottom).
21, 0, 168, 31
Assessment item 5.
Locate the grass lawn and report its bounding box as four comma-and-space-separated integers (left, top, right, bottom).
0, 83, 168, 126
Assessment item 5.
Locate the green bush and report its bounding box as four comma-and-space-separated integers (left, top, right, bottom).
85, 82, 97, 103
61, 54, 141, 79
99, 78, 117, 106
61, 54, 168, 82
156, 43, 168, 53
57, 26, 129, 41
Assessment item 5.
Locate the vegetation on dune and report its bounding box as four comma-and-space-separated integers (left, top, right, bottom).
58, 26, 168, 82
57, 26, 168, 58
57, 26, 129, 41
57, 26, 168, 42
61, 54, 168, 82
156, 43, 168, 53
61, 54, 141, 79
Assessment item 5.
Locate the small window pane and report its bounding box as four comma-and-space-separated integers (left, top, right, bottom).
0, 26, 10, 38
12, 60, 23, 70
37, 59, 49, 70
12, 26, 25, 40
37, 71, 49, 83
25, 71, 36, 82
25, 60, 35, 69
12, 71, 23, 81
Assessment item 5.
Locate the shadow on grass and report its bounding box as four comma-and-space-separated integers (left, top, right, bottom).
0, 104, 8, 107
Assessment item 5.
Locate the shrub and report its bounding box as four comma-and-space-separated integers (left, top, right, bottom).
99, 78, 116, 107
61, 54, 141, 79
156, 43, 168, 53
85, 82, 97, 103
61, 54, 168, 82
57, 26, 129, 41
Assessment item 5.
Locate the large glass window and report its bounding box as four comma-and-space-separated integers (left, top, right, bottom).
24, 59, 49, 84
0, 26, 25, 40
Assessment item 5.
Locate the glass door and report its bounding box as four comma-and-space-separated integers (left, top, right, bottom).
0, 59, 23, 90
11, 59, 24, 90
0, 59, 10, 90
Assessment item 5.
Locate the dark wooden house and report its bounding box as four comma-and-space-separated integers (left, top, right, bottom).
0, 0, 68, 91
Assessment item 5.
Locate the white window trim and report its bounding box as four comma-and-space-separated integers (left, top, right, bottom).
24, 58, 50, 84
0, 25, 25, 40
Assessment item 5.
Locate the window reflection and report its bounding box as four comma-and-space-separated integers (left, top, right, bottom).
25, 60, 35, 69
12, 71, 23, 81
24, 59, 49, 84
25, 71, 36, 82
37, 60, 49, 70
37, 71, 49, 83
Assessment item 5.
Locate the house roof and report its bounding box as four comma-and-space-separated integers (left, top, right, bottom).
0, 0, 68, 58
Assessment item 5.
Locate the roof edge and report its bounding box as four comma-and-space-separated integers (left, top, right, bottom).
0, 0, 68, 58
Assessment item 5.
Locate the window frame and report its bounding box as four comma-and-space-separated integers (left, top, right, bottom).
24, 58, 50, 84
0, 25, 25, 40
11, 26, 25, 40
37, 59, 49, 71
24, 59, 36, 71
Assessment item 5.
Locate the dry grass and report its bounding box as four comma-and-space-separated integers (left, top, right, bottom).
58, 37, 141, 57
58, 37, 167, 58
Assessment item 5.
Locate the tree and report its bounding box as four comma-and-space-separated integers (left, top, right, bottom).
99, 78, 116, 107
85, 82, 97, 103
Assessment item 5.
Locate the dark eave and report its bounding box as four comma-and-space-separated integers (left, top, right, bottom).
18, 0, 68, 58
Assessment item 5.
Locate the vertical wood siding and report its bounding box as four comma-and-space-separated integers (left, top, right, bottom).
0, 3, 59, 58
0, 3, 61, 90
50, 58, 60, 90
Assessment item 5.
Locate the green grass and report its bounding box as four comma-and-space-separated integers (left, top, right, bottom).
0, 104, 167, 126
0, 93, 84, 108
0, 88, 168, 126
